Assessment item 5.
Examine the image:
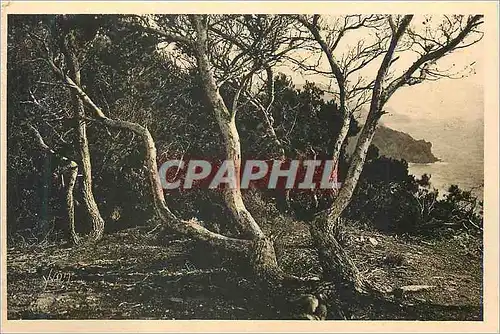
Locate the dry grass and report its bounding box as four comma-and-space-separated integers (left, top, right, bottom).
7, 223, 482, 320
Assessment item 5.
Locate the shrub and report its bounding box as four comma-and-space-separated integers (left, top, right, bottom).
344, 151, 483, 239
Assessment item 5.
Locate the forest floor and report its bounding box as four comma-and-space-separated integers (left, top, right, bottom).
7, 221, 482, 320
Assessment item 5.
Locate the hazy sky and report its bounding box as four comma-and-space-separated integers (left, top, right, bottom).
278, 15, 484, 125
385, 39, 484, 123
275, 16, 485, 173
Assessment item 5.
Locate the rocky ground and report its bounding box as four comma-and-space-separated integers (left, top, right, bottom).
7, 222, 482, 320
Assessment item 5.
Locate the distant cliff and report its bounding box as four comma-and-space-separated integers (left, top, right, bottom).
348, 125, 439, 163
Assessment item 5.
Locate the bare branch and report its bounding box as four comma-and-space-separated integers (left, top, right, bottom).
384, 15, 483, 101
129, 14, 194, 47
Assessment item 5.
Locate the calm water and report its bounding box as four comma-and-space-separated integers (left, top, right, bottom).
387, 118, 484, 200
408, 160, 484, 199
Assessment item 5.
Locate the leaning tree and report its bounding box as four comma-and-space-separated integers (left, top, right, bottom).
294, 14, 484, 294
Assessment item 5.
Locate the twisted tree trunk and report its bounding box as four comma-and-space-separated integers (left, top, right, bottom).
190, 16, 281, 276
46, 50, 282, 277
191, 17, 270, 228
309, 15, 414, 295
60, 28, 105, 241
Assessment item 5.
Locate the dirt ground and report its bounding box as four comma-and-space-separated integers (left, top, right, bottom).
7, 222, 482, 320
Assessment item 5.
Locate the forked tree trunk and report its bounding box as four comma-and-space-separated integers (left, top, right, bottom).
28, 124, 81, 245
309, 15, 414, 294
189, 16, 280, 275
191, 16, 269, 240
298, 17, 365, 294
308, 117, 380, 294
60, 30, 105, 241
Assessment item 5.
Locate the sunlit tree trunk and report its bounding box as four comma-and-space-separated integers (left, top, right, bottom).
310, 15, 414, 294
190, 16, 280, 276
191, 17, 266, 238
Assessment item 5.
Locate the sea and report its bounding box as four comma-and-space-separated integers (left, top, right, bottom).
386, 118, 484, 200
408, 160, 484, 199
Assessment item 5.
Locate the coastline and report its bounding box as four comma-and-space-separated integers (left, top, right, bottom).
408, 160, 484, 199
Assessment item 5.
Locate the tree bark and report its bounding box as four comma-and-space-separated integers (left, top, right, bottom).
249, 237, 283, 280
310, 214, 364, 291
60, 28, 105, 241
309, 15, 414, 294
66, 161, 80, 245
46, 51, 282, 276
191, 15, 268, 241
